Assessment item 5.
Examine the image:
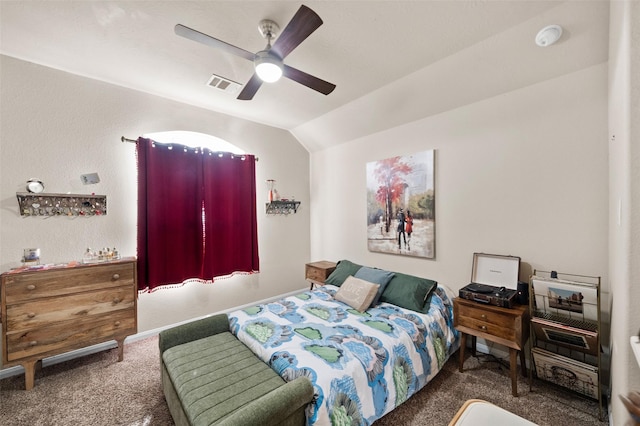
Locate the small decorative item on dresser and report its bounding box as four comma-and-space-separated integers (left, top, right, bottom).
305, 261, 337, 290
22, 248, 40, 264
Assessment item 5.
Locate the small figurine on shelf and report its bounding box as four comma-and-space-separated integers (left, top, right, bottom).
266, 179, 276, 203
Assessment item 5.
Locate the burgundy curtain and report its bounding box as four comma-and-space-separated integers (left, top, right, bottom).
137, 137, 259, 291
201, 153, 259, 278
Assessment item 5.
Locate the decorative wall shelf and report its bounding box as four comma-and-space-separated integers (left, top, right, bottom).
265, 200, 301, 215
16, 192, 107, 217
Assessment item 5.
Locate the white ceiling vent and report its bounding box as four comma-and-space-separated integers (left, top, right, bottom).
206, 74, 242, 94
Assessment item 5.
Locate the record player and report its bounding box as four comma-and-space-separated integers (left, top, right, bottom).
459, 253, 520, 308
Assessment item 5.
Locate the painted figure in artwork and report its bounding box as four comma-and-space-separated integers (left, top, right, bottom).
397, 208, 406, 249
405, 210, 414, 250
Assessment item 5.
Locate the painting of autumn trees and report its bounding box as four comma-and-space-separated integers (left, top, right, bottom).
366, 150, 435, 258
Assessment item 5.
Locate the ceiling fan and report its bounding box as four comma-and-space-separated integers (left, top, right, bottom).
175, 5, 336, 101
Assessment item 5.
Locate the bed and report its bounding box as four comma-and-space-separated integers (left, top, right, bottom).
228, 261, 459, 426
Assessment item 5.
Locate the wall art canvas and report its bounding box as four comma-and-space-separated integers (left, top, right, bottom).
366, 150, 435, 258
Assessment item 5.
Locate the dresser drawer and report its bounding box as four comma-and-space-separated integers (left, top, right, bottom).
5, 309, 136, 361
5, 286, 135, 333
3, 263, 134, 303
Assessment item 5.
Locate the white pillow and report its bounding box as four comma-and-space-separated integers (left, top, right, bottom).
334, 275, 380, 312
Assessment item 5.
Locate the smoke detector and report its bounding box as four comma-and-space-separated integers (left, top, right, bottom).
535, 25, 563, 47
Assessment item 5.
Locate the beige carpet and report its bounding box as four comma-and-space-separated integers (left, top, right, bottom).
0, 336, 608, 425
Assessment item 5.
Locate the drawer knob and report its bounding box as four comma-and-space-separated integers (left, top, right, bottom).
27, 284, 36, 291
29, 341, 38, 346
481, 314, 487, 319
113, 298, 121, 304
114, 321, 121, 327
112, 273, 120, 281
479, 325, 487, 331
27, 312, 36, 319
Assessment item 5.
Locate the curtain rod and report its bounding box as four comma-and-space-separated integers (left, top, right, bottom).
120, 136, 258, 161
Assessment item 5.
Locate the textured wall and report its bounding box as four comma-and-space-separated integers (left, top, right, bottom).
311, 64, 608, 291
0, 55, 311, 337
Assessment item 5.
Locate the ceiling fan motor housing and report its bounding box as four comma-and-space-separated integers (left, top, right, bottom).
258, 19, 279, 41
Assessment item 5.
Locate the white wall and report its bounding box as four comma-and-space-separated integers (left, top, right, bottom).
0, 55, 311, 341
608, 0, 640, 423
311, 64, 609, 293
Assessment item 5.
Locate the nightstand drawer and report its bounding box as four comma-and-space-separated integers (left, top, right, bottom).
453, 298, 528, 350
456, 315, 516, 341
305, 261, 336, 284
456, 302, 519, 329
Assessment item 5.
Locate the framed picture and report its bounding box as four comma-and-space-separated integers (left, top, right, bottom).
531, 277, 598, 322
366, 150, 435, 258
22, 248, 40, 263
532, 347, 598, 399
531, 317, 598, 356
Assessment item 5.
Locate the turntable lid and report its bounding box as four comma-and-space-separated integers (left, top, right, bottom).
471, 253, 520, 290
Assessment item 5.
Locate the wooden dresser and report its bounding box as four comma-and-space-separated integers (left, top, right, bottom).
1, 258, 137, 390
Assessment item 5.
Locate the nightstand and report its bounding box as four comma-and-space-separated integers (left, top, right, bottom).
305, 261, 336, 289
453, 298, 530, 396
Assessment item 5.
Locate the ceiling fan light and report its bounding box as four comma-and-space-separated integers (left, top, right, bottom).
255, 51, 283, 83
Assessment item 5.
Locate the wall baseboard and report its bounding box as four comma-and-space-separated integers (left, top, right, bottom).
0, 286, 307, 381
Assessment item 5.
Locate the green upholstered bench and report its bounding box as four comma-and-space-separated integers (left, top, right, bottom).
159, 314, 314, 426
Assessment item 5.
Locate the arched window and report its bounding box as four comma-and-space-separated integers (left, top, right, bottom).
136, 132, 258, 292
144, 131, 245, 154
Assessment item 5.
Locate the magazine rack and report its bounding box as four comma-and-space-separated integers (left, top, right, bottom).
528, 270, 604, 420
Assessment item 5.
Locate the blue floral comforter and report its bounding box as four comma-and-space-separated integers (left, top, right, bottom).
228, 284, 459, 426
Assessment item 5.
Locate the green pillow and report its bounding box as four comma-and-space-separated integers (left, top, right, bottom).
324, 260, 362, 287
380, 272, 437, 312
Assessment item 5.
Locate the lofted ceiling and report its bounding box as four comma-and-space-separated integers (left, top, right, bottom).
0, 1, 609, 152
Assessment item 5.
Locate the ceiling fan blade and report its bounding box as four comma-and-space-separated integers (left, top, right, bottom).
283, 65, 336, 95
175, 24, 256, 62
237, 74, 263, 100
271, 5, 323, 59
